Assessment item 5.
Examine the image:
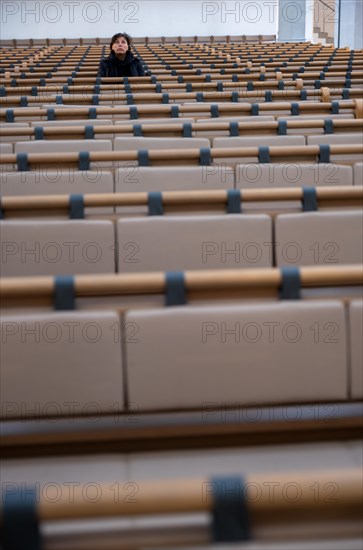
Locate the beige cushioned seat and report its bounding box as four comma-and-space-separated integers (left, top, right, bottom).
0, 170, 114, 216
0, 123, 30, 142
0, 311, 124, 418
353, 162, 362, 186
0, 220, 115, 276
30, 119, 114, 139
126, 301, 347, 410
236, 163, 353, 188
307, 134, 363, 162
275, 211, 363, 267
115, 165, 235, 215
14, 139, 112, 154
0, 142, 13, 154
349, 300, 363, 399
116, 214, 272, 271
213, 135, 306, 164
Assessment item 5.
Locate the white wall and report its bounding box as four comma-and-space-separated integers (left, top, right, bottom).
278, 0, 307, 41
335, 0, 362, 48
1, 0, 278, 39
304, 0, 314, 42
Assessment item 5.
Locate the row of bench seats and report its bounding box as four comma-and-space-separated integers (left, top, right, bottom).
1, 450, 362, 548
1, 162, 362, 189
2, 43, 361, 82
0, 41, 342, 65
1, 35, 278, 48
2, 207, 362, 276
1, 137, 362, 173
2, 295, 362, 418
2, 99, 361, 122
1, 116, 362, 136
1, 131, 362, 150
1, 38, 362, 549
2, 90, 363, 109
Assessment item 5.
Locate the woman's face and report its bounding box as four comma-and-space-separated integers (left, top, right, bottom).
112, 36, 129, 57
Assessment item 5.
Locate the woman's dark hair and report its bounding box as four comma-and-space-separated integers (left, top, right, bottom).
110, 33, 131, 49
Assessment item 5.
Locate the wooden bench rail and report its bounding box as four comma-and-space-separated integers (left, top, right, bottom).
0, 469, 355, 521
1, 187, 362, 213
4, 57, 360, 68
1, 99, 360, 120
1, 144, 362, 167
0, 80, 338, 95
2, 63, 361, 77
1, 266, 362, 301
0, 79, 357, 96
2, 89, 363, 107
1, 119, 362, 139
1, 74, 361, 89
2, 63, 362, 73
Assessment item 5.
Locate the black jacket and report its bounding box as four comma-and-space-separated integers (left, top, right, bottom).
97, 51, 145, 77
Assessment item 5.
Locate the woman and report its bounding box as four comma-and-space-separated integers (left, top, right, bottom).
97, 33, 145, 77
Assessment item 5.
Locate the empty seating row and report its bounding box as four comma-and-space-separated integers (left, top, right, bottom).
2, 463, 361, 548
0, 42, 346, 67
1, 34, 278, 48
0, 82, 359, 102
1, 163, 361, 193
1, 141, 362, 172
1, 118, 362, 143
2, 131, 362, 150
5, 75, 358, 91
1, 43, 359, 65
2, 89, 362, 109
1, 190, 362, 276
1, 273, 362, 416
3, 65, 361, 86
2, 98, 361, 122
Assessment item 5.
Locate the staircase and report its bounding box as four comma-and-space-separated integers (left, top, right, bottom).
313, 0, 336, 44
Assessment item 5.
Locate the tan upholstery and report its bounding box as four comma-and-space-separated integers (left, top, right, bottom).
0, 311, 124, 418
126, 301, 347, 410
275, 211, 363, 267
236, 163, 353, 188
0, 142, 13, 154
213, 135, 306, 164
349, 300, 363, 399
353, 162, 363, 186
115, 165, 234, 215
0, 106, 44, 123
1, 440, 360, 496
0, 170, 113, 195
0, 220, 115, 276
307, 134, 363, 162
194, 116, 275, 136
127, 441, 362, 480
276, 114, 355, 120
194, 118, 279, 126
0, 170, 114, 216
115, 165, 234, 192
0, 123, 30, 142
307, 134, 363, 146
40, 104, 111, 120
0, 41, 362, 545
30, 119, 114, 139
14, 139, 112, 154
114, 118, 195, 136
113, 136, 210, 151
116, 214, 272, 271
113, 136, 210, 166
